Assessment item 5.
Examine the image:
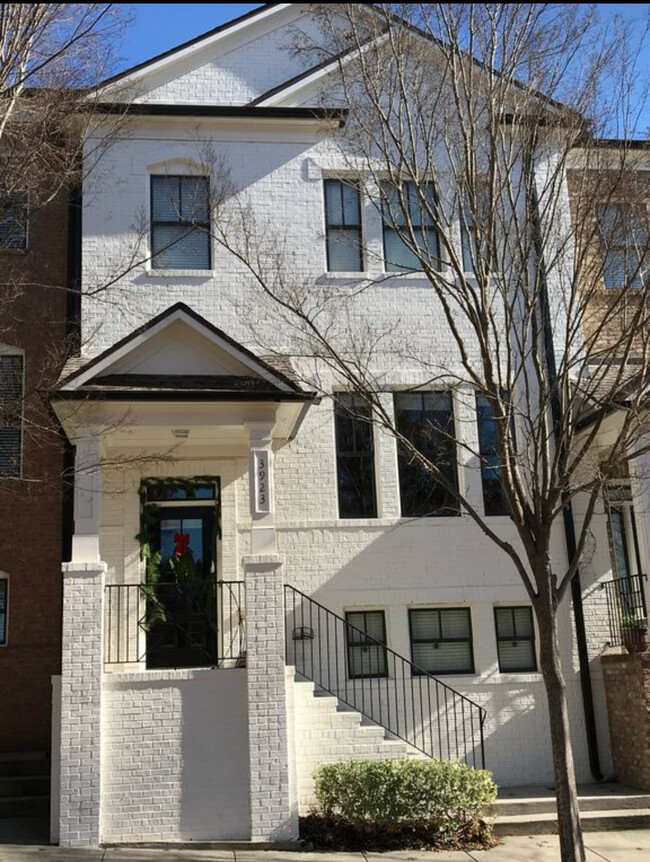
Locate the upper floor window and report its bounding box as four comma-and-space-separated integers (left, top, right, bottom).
394, 391, 459, 517
0, 194, 27, 251
382, 181, 440, 272
334, 394, 377, 519
0, 577, 7, 645
597, 203, 648, 289
151, 175, 210, 270
0, 354, 23, 477
324, 179, 363, 272
476, 393, 509, 516
606, 483, 642, 579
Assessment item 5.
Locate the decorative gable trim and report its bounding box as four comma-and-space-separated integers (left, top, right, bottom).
58, 303, 304, 394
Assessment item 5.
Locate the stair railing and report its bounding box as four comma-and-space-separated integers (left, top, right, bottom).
285, 585, 486, 769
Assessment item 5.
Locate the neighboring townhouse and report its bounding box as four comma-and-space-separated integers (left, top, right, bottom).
0, 179, 72, 805
47, 3, 650, 847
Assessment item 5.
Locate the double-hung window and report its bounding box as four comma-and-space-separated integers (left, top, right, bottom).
394, 391, 459, 517
494, 606, 536, 672
0, 578, 7, 645
0, 194, 27, 251
0, 354, 23, 477
409, 608, 474, 675
324, 179, 363, 272
334, 394, 377, 518
476, 393, 509, 516
151, 175, 210, 270
382, 181, 440, 272
597, 203, 648, 289
346, 610, 387, 679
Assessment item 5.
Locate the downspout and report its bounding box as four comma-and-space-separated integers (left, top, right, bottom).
532, 185, 603, 781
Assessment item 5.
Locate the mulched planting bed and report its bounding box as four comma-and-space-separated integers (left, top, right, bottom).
299, 814, 496, 852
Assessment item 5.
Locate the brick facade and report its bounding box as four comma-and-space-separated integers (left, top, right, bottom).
0, 191, 69, 753
601, 651, 650, 789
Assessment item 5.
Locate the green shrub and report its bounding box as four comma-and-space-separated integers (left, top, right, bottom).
313, 759, 496, 844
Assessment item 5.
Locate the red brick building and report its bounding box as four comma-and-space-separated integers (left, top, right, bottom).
0, 188, 73, 754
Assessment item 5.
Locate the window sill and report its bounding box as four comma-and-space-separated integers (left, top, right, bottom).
144, 269, 214, 278
318, 271, 434, 283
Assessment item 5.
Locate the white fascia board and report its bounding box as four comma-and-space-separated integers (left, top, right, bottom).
94, 4, 293, 97
61, 309, 293, 393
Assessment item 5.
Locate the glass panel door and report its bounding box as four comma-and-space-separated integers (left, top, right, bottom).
145, 505, 216, 669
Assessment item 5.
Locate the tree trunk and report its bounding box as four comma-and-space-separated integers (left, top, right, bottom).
536, 588, 586, 862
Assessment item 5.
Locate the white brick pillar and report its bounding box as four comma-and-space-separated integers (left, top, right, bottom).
70, 431, 102, 563
243, 554, 298, 842
246, 422, 276, 554
58, 561, 106, 847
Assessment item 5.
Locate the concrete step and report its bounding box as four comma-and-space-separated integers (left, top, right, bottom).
0, 796, 50, 819
0, 753, 50, 779
0, 775, 50, 799
494, 783, 650, 816
494, 808, 650, 836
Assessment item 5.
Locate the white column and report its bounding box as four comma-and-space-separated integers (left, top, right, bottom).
243, 554, 298, 842
71, 430, 102, 563
58, 561, 106, 847
246, 422, 276, 554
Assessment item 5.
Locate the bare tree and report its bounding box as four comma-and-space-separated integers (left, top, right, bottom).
0, 4, 130, 489
202, 5, 650, 861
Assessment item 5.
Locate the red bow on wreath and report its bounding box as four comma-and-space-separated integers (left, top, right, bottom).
173, 532, 190, 557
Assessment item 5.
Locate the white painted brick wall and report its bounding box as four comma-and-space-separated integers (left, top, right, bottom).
59, 563, 106, 848
244, 555, 298, 842
101, 668, 250, 842
74, 4, 624, 804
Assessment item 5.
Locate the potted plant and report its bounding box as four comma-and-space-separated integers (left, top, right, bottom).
620, 614, 648, 654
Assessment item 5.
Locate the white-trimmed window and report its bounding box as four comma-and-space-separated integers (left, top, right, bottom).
382, 181, 441, 272
150, 175, 210, 270
409, 607, 474, 675
0, 576, 7, 645
494, 606, 536, 672
0, 353, 23, 476
324, 179, 363, 272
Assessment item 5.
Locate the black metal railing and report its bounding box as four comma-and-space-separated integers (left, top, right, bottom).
600, 574, 648, 648
285, 585, 486, 768
105, 580, 245, 669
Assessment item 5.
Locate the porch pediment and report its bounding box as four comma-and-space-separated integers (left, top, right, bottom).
58, 303, 309, 401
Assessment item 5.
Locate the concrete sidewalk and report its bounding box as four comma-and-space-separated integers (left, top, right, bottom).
0, 832, 649, 862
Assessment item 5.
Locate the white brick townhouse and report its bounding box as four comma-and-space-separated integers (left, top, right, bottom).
49, 2, 650, 847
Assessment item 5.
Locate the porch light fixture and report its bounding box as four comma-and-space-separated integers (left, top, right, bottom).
292, 626, 314, 641
172, 429, 190, 438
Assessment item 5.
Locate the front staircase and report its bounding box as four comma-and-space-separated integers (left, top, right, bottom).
0, 752, 50, 819
293, 678, 423, 811
285, 585, 487, 810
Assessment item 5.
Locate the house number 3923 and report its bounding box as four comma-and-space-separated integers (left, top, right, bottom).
254, 449, 271, 514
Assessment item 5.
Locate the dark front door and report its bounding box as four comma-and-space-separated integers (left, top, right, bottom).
146, 505, 217, 669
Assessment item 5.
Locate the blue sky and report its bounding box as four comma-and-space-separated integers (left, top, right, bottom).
118, 3, 650, 135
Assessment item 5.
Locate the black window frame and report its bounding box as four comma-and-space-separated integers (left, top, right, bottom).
394, 390, 460, 518
494, 606, 537, 673
0, 577, 7, 645
334, 394, 378, 519
345, 610, 388, 680
381, 180, 441, 273
150, 174, 211, 271
323, 178, 363, 272
408, 607, 475, 676
476, 393, 510, 517
0, 354, 23, 478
